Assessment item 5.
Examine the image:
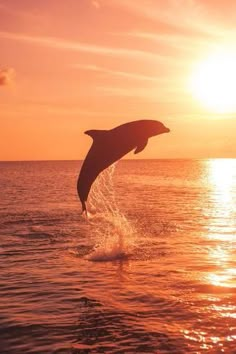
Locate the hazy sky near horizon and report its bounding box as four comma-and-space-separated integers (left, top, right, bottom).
1, 0, 236, 160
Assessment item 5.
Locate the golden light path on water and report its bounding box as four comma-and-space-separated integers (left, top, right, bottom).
206, 159, 236, 288
182, 160, 236, 350
206, 160, 236, 348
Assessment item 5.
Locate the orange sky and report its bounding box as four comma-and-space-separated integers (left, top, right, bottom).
0, 0, 236, 160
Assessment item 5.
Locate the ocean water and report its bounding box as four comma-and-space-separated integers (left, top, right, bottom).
0, 159, 235, 354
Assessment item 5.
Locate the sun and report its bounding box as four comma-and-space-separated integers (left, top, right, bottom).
190, 48, 236, 113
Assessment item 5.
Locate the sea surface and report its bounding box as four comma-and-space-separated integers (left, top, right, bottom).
0, 159, 236, 354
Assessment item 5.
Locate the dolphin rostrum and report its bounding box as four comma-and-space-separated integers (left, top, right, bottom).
77, 119, 170, 213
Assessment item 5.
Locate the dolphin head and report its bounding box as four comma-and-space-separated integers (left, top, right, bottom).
145, 120, 170, 137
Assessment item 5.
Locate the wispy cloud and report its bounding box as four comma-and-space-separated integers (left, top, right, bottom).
117, 31, 218, 54
0, 31, 169, 62
109, 0, 229, 38
0, 68, 15, 86
97, 84, 186, 102
73, 63, 171, 82
91, 0, 101, 9
0, 101, 125, 118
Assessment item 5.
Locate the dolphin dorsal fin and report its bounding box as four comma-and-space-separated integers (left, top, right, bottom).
84, 129, 107, 140
134, 139, 148, 154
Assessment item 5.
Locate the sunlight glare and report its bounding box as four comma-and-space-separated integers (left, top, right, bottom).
205, 159, 236, 240
205, 159, 236, 288
190, 49, 236, 113
207, 271, 236, 288
208, 159, 236, 205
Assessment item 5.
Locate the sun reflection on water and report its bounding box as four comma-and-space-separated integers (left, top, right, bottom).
208, 159, 236, 216
209, 159, 236, 189
204, 159, 236, 288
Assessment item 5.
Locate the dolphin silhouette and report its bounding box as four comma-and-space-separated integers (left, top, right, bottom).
77, 119, 170, 213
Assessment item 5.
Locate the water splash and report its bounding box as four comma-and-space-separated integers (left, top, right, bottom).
88, 164, 118, 216
85, 164, 137, 261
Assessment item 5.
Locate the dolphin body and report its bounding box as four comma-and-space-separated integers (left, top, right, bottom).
77, 120, 170, 213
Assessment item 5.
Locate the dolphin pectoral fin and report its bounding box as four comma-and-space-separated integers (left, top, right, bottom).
85, 130, 107, 140
134, 139, 148, 154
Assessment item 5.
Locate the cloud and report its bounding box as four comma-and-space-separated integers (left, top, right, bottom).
120, 30, 213, 48
97, 84, 184, 102
0, 68, 15, 86
91, 0, 101, 9
109, 0, 229, 38
73, 63, 171, 82
0, 31, 171, 63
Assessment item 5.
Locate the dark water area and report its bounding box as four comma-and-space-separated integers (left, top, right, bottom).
0, 159, 235, 353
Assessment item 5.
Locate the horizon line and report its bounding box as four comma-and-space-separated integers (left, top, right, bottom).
0, 157, 236, 163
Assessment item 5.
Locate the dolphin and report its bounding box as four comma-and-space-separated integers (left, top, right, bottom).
77, 119, 170, 213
